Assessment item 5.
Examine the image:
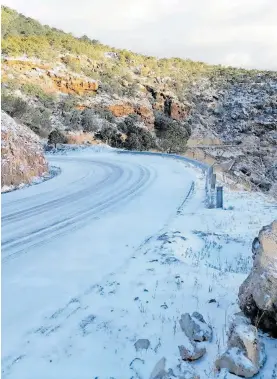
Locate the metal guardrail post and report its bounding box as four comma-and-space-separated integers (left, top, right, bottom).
216, 186, 223, 208
211, 173, 216, 189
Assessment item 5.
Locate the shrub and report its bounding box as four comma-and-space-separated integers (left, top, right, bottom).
2, 93, 28, 118
157, 122, 190, 153
95, 108, 115, 123
81, 109, 98, 132
95, 125, 116, 145
25, 107, 52, 137
1, 91, 52, 137
124, 134, 141, 150
48, 129, 67, 147
154, 111, 190, 153
64, 109, 82, 130
59, 95, 78, 115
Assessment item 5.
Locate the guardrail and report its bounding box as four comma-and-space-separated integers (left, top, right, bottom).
116, 150, 223, 209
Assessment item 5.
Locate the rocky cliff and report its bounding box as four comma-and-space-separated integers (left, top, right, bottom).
1, 111, 48, 189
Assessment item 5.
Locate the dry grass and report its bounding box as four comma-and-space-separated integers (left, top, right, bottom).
66, 133, 99, 145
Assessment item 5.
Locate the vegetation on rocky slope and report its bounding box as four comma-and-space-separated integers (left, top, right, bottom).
1, 6, 277, 196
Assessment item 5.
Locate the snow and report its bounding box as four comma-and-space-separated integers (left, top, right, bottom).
2, 148, 277, 379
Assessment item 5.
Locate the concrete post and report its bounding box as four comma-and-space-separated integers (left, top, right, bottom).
216, 186, 223, 208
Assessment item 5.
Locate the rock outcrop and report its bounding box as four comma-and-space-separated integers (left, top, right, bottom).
146, 86, 191, 121
238, 221, 277, 337
215, 313, 266, 378
1, 111, 48, 189
184, 73, 277, 197
47, 71, 98, 95
108, 103, 155, 128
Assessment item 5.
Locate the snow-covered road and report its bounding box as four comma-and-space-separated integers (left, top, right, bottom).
2, 150, 198, 378
2, 149, 277, 379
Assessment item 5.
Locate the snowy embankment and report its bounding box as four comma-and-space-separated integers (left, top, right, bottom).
2, 147, 277, 379
1, 166, 61, 193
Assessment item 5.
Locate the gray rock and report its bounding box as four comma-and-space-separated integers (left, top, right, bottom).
178, 342, 206, 361
238, 220, 277, 337
215, 313, 266, 378
179, 312, 212, 342
150, 357, 167, 379
215, 347, 259, 378
134, 338, 150, 351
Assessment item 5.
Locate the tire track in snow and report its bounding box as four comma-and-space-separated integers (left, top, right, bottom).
2, 160, 155, 263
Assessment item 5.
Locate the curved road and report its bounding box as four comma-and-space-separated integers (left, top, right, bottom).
2, 150, 199, 378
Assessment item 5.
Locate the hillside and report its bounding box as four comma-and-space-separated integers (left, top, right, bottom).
1, 6, 277, 197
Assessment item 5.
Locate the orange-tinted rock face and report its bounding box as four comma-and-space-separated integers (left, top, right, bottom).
47, 72, 98, 95
134, 105, 155, 128
108, 103, 155, 130
108, 104, 135, 117
170, 101, 190, 120
147, 86, 191, 121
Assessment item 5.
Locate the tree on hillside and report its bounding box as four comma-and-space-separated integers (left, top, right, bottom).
157, 122, 190, 153
48, 129, 67, 148
95, 125, 116, 145
154, 111, 191, 154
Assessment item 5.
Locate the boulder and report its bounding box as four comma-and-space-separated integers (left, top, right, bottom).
215, 314, 266, 378
238, 221, 277, 337
179, 312, 212, 342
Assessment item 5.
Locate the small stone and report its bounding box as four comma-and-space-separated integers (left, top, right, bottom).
178, 343, 206, 361
134, 338, 150, 351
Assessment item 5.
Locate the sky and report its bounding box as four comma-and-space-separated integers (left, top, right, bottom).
3, 0, 277, 70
